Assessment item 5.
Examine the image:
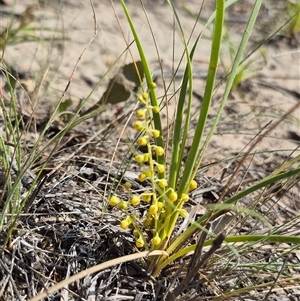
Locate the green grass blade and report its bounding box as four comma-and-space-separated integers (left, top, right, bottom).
177, 0, 225, 197
209, 234, 300, 245
166, 0, 196, 189
168, 165, 300, 256
119, 0, 165, 170
196, 0, 263, 174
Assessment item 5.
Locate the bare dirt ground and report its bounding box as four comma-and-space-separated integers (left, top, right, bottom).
0, 0, 300, 300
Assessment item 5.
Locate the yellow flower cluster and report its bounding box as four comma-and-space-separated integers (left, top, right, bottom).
108, 85, 198, 250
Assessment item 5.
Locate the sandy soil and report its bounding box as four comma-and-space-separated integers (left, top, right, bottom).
2, 0, 299, 149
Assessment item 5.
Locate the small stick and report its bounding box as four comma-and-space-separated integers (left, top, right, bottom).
167, 230, 225, 301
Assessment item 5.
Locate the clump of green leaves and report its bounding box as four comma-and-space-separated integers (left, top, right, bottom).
108, 1, 300, 287
1, 0, 299, 299
108, 0, 226, 276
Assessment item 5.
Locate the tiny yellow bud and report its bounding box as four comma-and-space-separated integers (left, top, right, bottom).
154, 146, 164, 156
168, 189, 178, 202
152, 106, 160, 113
124, 182, 132, 190
142, 92, 148, 100
133, 121, 144, 132
181, 193, 189, 203
133, 229, 139, 237
149, 82, 157, 89
136, 109, 146, 119
152, 234, 161, 246
141, 192, 152, 202
138, 173, 147, 182
135, 154, 144, 163
137, 136, 148, 146
120, 220, 128, 229
130, 195, 140, 206
157, 201, 164, 209
157, 178, 168, 188
144, 169, 152, 178
189, 179, 198, 191
118, 201, 128, 210
143, 218, 152, 227
156, 164, 165, 173
136, 236, 145, 248
149, 204, 158, 215
179, 209, 188, 218
138, 94, 145, 103
143, 153, 150, 162
109, 196, 120, 206
120, 217, 131, 229
152, 129, 160, 138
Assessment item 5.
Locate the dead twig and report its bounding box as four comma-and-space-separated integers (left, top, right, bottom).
166, 225, 225, 301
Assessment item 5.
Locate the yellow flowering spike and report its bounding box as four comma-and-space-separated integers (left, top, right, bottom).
189, 179, 198, 191
109, 196, 120, 206
137, 136, 148, 146
136, 236, 145, 248
149, 204, 158, 215
136, 109, 146, 119
168, 189, 178, 202
138, 173, 147, 182
152, 130, 160, 138
154, 146, 164, 156
118, 201, 128, 210
156, 164, 165, 174
152, 234, 161, 246
130, 195, 140, 206
133, 121, 144, 132
134, 154, 144, 163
